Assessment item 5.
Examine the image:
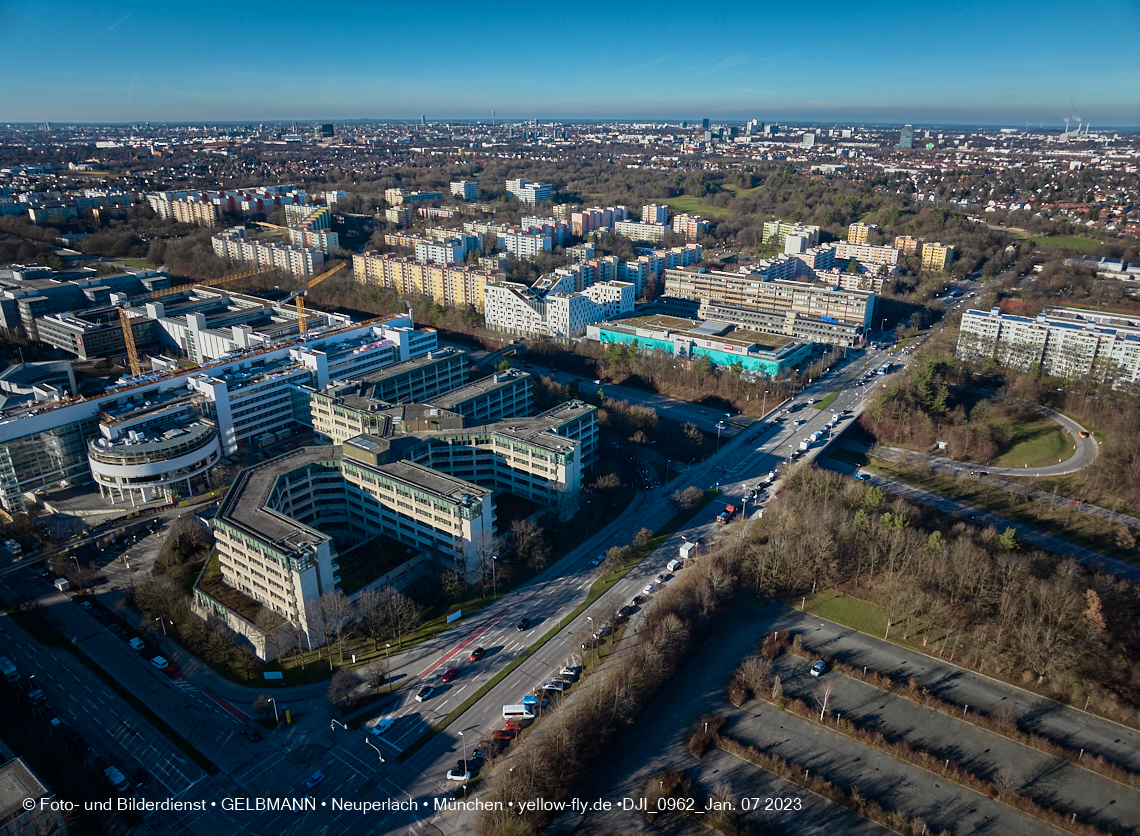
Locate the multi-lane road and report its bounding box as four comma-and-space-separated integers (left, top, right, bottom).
2, 341, 900, 836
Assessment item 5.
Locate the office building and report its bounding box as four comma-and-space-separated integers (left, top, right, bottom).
207, 385, 597, 655
762, 221, 820, 250
450, 180, 479, 201
0, 312, 435, 513
211, 227, 325, 278
848, 223, 876, 245
586, 315, 813, 377
921, 242, 955, 272
957, 307, 1140, 389
663, 266, 875, 347
642, 203, 669, 225
898, 124, 914, 149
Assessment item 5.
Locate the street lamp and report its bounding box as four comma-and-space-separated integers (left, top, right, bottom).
365, 738, 386, 763
155, 617, 167, 637
331, 719, 347, 732
762, 389, 769, 416
491, 553, 498, 599
665, 459, 670, 485
384, 643, 391, 693
268, 697, 280, 725
459, 730, 466, 772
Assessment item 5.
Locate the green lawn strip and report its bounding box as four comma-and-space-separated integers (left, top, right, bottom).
992, 418, 1075, 468
864, 461, 1135, 562
802, 591, 951, 651
661, 195, 731, 217
1026, 236, 1105, 252
396, 489, 721, 762
811, 390, 841, 411
0, 600, 217, 773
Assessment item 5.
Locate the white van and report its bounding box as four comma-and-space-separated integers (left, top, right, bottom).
129, 637, 145, 651
667, 558, 683, 572
502, 704, 535, 720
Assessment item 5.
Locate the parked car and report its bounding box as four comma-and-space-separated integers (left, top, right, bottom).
468, 647, 485, 661
241, 728, 261, 742
504, 718, 526, 731
305, 771, 325, 789
491, 729, 515, 741
630, 595, 644, 606
440, 667, 460, 683
654, 573, 667, 584
446, 762, 471, 782
415, 685, 436, 702
810, 660, 827, 677
642, 583, 656, 595
150, 656, 169, 671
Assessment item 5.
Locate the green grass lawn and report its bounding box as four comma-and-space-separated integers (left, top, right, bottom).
992, 417, 1075, 468
812, 390, 841, 411
804, 591, 951, 650
662, 195, 731, 217
1026, 235, 1105, 252
722, 184, 763, 198
113, 258, 153, 269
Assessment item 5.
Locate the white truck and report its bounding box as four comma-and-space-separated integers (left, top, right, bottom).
679, 541, 699, 561
798, 438, 810, 452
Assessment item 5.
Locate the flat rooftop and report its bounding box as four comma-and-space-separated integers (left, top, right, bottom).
602, 315, 794, 350
431, 369, 530, 408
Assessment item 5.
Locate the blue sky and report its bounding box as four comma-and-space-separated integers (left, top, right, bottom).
1, 0, 1137, 126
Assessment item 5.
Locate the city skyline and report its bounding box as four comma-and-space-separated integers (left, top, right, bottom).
2, 0, 1138, 126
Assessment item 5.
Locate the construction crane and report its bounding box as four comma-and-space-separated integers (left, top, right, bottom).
145, 266, 275, 300
118, 306, 143, 377
284, 261, 347, 334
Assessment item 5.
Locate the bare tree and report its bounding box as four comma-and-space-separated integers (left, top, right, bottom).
379, 585, 424, 650
817, 682, 834, 721
355, 588, 388, 650
328, 669, 361, 709
318, 591, 353, 667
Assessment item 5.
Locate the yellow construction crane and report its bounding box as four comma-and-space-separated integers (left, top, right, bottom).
286, 262, 347, 333
118, 306, 143, 377
145, 266, 275, 299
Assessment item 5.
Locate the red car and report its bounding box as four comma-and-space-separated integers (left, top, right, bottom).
468, 647, 485, 661
504, 719, 526, 731
163, 665, 180, 679
491, 729, 515, 741
440, 667, 460, 683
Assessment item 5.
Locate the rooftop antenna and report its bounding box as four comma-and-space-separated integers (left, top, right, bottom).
492, 110, 495, 127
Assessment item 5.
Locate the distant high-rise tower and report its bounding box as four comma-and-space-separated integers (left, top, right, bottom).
492, 110, 496, 127
701, 118, 710, 130
421, 114, 426, 125
320, 123, 334, 137
898, 124, 914, 149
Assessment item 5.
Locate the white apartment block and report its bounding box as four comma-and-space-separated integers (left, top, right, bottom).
414, 239, 465, 265
211, 227, 325, 277
451, 180, 478, 201
833, 241, 900, 266
505, 179, 552, 206
642, 203, 669, 224
957, 307, 1140, 389
614, 220, 668, 243
500, 229, 552, 259
484, 280, 634, 339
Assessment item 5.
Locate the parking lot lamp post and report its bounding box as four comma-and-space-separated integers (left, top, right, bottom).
155, 617, 167, 637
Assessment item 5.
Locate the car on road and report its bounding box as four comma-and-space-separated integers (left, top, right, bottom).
591, 554, 605, 566
593, 379, 601, 385
415, 685, 436, 702
446, 762, 472, 782
810, 660, 827, 677
516, 617, 531, 631
370, 716, 395, 736
854, 474, 868, 481
441, 667, 460, 683
305, 771, 325, 789
241, 728, 261, 742
150, 656, 169, 670
1079, 430, 1090, 438
642, 582, 656, 595
469, 647, 485, 661
793, 418, 806, 425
